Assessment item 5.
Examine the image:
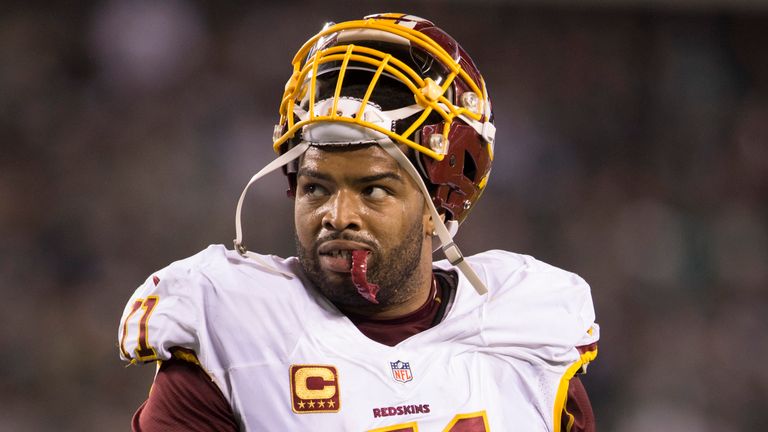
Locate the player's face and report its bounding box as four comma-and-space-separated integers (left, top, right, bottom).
294, 145, 433, 313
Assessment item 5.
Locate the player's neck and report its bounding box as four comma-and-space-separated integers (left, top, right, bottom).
338, 265, 434, 320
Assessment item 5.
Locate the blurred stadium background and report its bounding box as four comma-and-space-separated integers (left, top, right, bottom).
2, 0, 767, 430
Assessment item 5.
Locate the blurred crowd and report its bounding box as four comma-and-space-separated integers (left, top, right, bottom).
1, 1, 766, 430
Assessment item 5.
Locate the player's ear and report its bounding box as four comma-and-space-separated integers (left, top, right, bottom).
424, 209, 445, 237
423, 207, 433, 237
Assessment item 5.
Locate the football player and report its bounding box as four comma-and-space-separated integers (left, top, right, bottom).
119, 13, 599, 431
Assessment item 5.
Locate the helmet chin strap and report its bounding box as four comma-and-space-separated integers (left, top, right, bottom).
376, 140, 488, 295
233, 142, 309, 278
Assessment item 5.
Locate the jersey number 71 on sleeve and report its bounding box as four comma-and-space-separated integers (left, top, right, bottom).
120, 296, 160, 362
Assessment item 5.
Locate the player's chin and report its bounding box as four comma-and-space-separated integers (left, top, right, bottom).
316, 278, 364, 304
318, 271, 349, 289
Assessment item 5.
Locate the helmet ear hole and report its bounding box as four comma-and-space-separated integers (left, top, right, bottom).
462, 150, 477, 182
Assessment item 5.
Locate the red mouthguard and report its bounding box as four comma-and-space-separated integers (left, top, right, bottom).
351, 250, 380, 304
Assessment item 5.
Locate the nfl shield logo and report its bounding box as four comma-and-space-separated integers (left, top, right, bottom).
390, 360, 413, 383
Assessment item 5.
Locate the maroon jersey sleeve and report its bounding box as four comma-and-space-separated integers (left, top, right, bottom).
561, 376, 596, 432
132, 358, 238, 432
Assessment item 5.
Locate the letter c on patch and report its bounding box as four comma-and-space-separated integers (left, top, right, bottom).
294, 366, 337, 399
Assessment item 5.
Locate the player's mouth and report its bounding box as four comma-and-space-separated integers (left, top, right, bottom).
317, 241, 371, 273
320, 249, 354, 273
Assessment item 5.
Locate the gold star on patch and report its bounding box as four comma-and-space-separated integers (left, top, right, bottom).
327, 400, 335, 408
318, 400, 325, 408
298, 401, 305, 409
308, 401, 315, 409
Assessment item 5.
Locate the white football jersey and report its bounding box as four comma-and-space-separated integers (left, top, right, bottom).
118, 245, 599, 431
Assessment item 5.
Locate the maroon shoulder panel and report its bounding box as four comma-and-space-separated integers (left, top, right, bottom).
563, 376, 596, 432
132, 358, 238, 432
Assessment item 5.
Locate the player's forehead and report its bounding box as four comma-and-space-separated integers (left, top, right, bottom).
297, 145, 404, 181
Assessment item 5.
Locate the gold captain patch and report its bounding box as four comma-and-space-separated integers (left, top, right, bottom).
289, 365, 340, 414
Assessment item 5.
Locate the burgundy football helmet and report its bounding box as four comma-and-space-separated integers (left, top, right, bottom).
235, 13, 496, 294
274, 13, 495, 225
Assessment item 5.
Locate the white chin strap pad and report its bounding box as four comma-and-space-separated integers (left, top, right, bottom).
296, 97, 425, 144
301, 98, 391, 143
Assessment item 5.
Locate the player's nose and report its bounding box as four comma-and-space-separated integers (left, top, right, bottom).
322, 189, 362, 232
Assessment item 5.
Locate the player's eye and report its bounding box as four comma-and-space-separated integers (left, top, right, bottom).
303, 183, 329, 197
363, 186, 389, 200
